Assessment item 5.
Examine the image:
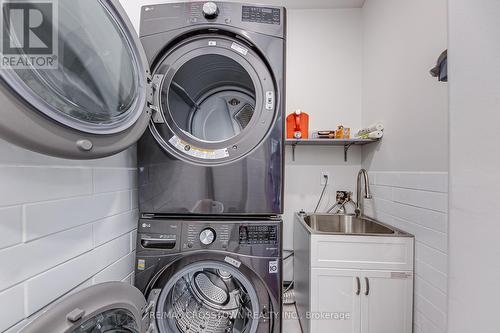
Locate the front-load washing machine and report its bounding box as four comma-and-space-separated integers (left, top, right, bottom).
134, 217, 282, 333
137, 2, 286, 215
20, 217, 282, 333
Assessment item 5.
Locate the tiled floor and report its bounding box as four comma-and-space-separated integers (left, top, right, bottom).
282, 304, 303, 333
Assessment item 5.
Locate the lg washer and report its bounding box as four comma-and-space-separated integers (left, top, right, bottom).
134, 217, 283, 333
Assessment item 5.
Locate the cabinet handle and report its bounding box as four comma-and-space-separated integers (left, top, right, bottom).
355, 277, 361, 295
364, 277, 370, 296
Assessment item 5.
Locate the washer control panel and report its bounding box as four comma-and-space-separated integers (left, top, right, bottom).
138, 218, 281, 257
239, 225, 278, 245
185, 223, 230, 250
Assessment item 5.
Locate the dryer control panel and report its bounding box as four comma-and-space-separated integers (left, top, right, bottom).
242, 6, 281, 25
139, 2, 285, 39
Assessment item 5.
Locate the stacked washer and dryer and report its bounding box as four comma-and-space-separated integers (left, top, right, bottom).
0, 1, 285, 332
135, 2, 286, 333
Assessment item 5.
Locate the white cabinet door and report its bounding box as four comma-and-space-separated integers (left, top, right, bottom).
310, 268, 361, 333
360, 271, 413, 333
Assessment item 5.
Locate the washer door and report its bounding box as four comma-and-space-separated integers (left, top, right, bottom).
0, 0, 152, 159
19, 282, 148, 333
148, 260, 274, 333
150, 34, 277, 165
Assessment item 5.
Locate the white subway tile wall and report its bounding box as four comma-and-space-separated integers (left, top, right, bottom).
364, 172, 448, 333
0, 143, 138, 332
284, 145, 362, 281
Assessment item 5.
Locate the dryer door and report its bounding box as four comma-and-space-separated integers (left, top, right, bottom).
150, 34, 278, 165
0, 0, 152, 159
19, 282, 149, 333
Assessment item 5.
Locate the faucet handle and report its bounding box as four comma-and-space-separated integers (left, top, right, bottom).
354, 207, 361, 217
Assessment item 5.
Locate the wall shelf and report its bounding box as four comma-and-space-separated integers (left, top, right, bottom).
285, 138, 380, 162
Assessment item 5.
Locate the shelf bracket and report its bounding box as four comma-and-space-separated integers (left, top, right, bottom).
344, 143, 354, 162
291, 142, 297, 161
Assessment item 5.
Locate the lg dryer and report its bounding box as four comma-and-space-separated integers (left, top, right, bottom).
137, 2, 286, 216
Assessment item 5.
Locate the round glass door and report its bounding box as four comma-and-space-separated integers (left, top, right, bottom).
2, 0, 147, 134
0, 0, 150, 159
18, 282, 146, 333
150, 35, 277, 165
72, 309, 139, 333
155, 262, 261, 333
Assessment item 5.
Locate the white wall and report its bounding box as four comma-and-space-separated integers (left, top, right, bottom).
448, 1, 500, 332
0, 143, 138, 333
361, 0, 448, 172
286, 8, 362, 132
361, 1, 448, 332
283, 8, 363, 280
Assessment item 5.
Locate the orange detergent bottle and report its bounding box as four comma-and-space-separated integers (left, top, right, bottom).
286, 110, 309, 139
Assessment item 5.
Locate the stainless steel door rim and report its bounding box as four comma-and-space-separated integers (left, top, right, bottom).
149, 34, 277, 165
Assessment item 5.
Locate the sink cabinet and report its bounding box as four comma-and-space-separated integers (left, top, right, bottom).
309, 268, 361, 333
294, 213, 414, 333
309, 268, 413, 333
360, 270, 413, 333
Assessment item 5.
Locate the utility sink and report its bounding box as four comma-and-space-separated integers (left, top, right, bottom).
294, 212, 414, 333
301, 213, 407, 236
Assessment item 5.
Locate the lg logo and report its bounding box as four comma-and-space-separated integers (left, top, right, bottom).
269, 260, 278, 274
1, 0, 58, 68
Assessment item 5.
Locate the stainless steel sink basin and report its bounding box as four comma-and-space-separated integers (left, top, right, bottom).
302, 213, 397, 235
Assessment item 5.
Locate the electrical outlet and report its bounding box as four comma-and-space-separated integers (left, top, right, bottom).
320, 172, 330, 185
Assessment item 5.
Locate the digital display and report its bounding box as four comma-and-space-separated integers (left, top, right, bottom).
242, 6, 280, 25
239, 225, 278, 245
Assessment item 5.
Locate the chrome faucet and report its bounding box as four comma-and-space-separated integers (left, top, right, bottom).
355, 169, 372, 217
326, 191, 356, 214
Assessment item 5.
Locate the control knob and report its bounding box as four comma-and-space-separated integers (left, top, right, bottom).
199, 228, 216, 245
202, 2, 219, 19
